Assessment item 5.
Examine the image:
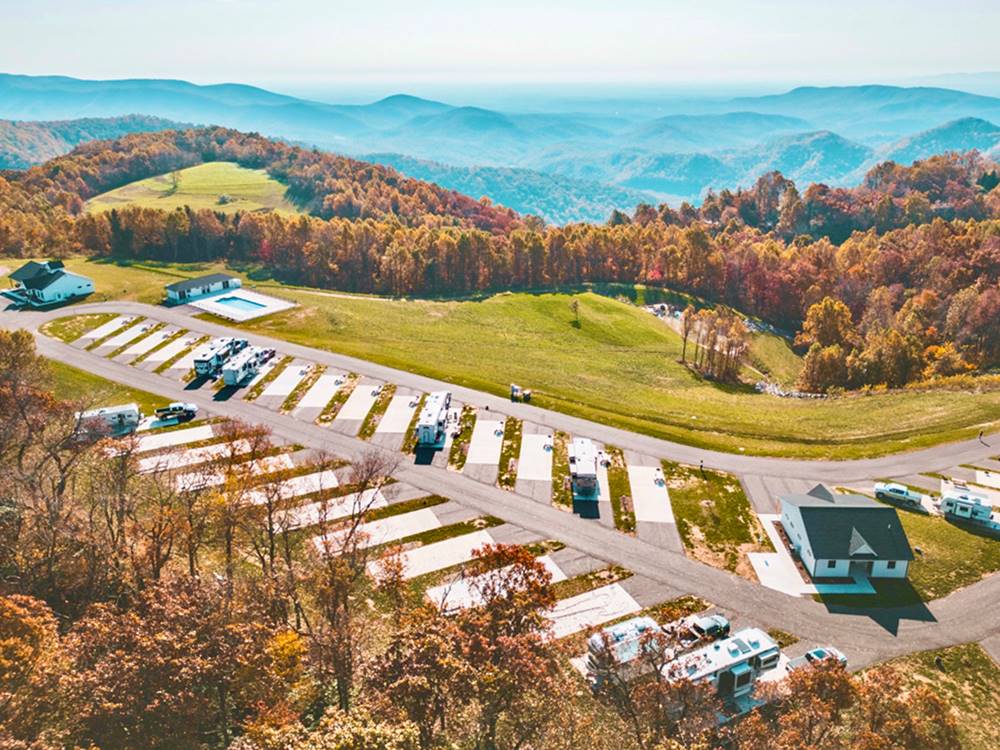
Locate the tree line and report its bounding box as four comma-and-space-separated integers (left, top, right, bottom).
1, 128, 999, 390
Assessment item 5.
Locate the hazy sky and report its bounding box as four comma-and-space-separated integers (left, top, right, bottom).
3, 0, 998, 97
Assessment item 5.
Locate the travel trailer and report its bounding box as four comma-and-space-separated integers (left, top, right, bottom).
193, 337, 248, 376
222, 345, 275, 386
76, 403, 142, 436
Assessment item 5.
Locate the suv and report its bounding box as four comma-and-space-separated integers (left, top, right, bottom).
689, 613, 731, 640
788, 646, 847, 671
874, 482, 923, 507
154, 402, 199, 421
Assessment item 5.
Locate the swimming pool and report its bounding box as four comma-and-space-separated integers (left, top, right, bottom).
215, 295, 266, 313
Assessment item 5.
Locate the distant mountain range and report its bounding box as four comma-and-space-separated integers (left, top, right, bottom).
1, 74, 999, 222
0, 114, 185, 169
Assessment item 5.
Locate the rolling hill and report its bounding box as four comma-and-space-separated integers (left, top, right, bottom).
0, 114, 185, 169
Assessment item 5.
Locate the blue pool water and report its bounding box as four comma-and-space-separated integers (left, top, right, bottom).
215, 295, 266, 313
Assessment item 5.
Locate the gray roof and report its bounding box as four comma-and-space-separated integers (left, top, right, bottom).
781, 485, 914, 561
165, 273, 238, 293
21, 269, 66, 291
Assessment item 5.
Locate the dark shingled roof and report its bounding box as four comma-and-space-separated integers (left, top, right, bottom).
781, 485, 914, 562
9, 260, 51, 282
165, 273, 239, 294
21, 270, 66, 291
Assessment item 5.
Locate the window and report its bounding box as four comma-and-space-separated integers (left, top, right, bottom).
827, 560, 837, 569
886, 561, 897, 570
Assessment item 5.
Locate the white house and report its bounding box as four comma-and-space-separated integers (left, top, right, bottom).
7, 260, 94, 306
780, 485, 913, 580
165, 273, 241, 303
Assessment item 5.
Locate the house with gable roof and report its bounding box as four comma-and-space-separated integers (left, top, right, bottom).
779, 484, 913, 579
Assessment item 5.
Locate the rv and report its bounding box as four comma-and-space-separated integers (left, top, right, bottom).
222, 346, 274, 386
192, 337, 248, 376
569, 438, 599, 496
415, 391, 452, 447
941, 490, 994, 524
76, 403, 142, 436
664, 627, 780, 702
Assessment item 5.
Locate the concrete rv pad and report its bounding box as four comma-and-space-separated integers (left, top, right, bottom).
372, 529, 496, 580
627, 465, 675, 523
425, 555, 567, 611
546, 583, 642, 638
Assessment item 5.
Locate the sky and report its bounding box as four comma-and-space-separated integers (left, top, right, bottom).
3, 0, 999, 101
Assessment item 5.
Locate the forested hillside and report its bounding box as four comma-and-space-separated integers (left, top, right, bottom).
0, 114, 184, 169
2, 127, 999, 392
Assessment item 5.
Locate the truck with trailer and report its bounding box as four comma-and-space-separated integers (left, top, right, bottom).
193, 337, 248, 377
75, 402, 142, 437
415, 391, 452, 448
569, 437, 601, 518
222, 345, 275, 386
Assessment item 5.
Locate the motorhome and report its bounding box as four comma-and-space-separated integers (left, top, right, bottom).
415, 391, 452, 447
664, 627, 780, 703
76, 403, 142, 436
941, 490, 994, 524
193, 337, 247, 376
222, 346, 274, 386
569, 438, 599, 496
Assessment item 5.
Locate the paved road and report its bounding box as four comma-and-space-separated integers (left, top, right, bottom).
5, 301, 1000, 668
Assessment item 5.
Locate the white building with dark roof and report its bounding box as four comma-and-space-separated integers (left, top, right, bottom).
164, 273, 241, 303
7, 260, 94, 306
780, 485, 913, 580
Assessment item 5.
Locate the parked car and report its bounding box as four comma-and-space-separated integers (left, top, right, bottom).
688, 613, 731, 640
788, 646, 847, 671
155, 402, 199, 421
874, 482, 924, 507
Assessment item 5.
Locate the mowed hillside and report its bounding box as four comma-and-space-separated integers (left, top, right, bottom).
85, 161, 302, 215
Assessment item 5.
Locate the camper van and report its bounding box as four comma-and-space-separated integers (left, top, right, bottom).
193, 337, 248, 376
665, 628, 780, 701
415, 391, 452, 447
222, 346, 275, 386
76, 403, 142, 436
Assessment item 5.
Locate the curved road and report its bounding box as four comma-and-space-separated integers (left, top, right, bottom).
4, 300, 1000, 668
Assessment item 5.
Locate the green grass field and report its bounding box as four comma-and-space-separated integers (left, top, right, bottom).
875, 643, 1000, 750
39, 257, 1000, 459
85, 162, 302, 216
47, 359, 167, 415
661, 460, 773, 577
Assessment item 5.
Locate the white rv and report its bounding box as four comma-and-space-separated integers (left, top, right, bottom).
193, 337, 247, 376
222, 346, 273, 386
941, 490, 994, 524
664, 627, 780, 701
569, 437, 599, 496
415, 391, 452, 447
76, 403, 142, 436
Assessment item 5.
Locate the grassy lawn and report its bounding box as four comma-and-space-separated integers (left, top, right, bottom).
605, 447, 636, 533
874, 643, 1000, 750
661, 460, 773, 577
85, 162, 302, 216
358, 384, 396, 439
39, 259, 1000, 459
551, 431, 572, 508
498, 418, 523, 490
447, 405, 476, 469
47, 359, 167, 415
746, 331, 803, 386
39, 312, 118, 343
401, 394, 427, 454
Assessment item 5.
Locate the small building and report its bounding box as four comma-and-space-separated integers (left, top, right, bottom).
7, 260, 94, 306
780, 485, 914, 579
165, 273, 241, 303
